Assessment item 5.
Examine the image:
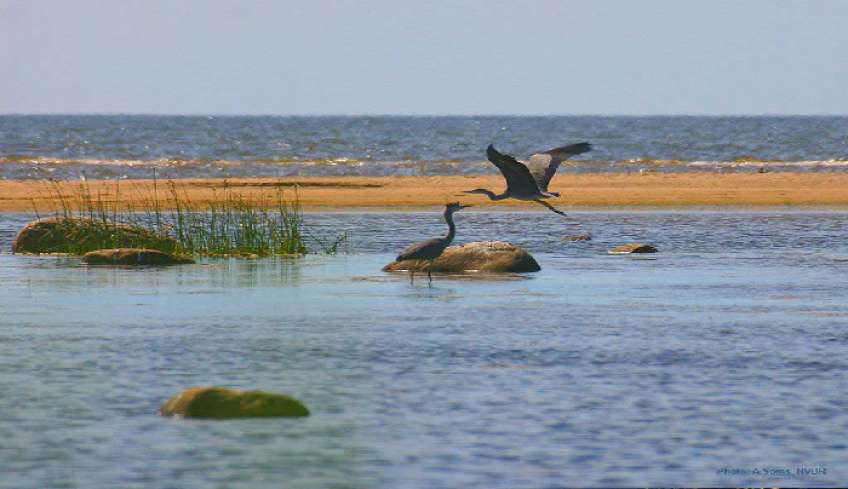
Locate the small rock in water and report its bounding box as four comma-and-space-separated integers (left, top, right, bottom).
562, 234, 592, 241
383, 240, 540, 273
158, 387, 310, 419
82, 248, 193, 265
608, 243, 658, 254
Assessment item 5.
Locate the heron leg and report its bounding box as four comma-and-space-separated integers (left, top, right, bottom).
427, 267, 433, 287
410, 270, 415, 284
534, 199, 567, 216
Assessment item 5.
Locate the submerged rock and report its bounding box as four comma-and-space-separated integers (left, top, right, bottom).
82, 248, 194, 266
159, 387, 310, 419
11, 217, 177, 254
608, 243, 658, 254
383, 240, 540, 273
562, 234, 592, 242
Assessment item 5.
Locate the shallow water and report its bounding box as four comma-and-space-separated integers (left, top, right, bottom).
2, 115, 848, 179
2, 211, 847, 487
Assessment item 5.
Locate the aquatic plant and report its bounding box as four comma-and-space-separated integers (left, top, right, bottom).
31, 179, 344, 257
164, 181, 307, 256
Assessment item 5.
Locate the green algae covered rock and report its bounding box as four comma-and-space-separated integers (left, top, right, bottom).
82, 248, 194, 266
11, 217, 177, 255
158, 387, 310, 419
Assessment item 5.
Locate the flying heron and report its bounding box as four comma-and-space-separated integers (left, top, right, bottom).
395, 202, 472, 285
464, 142, 592, 216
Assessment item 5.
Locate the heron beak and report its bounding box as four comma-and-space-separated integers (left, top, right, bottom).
460, 204, 473, 209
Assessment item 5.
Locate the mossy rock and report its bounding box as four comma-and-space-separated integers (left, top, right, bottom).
562, 234, 592, 241
159, 387, 309, 419
383, 240, 540, 273
608, 243, 658, 254
82, 248, 194, 266
11, 217, 177, 255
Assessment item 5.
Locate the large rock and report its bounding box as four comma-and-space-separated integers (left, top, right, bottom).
159, 387, 310, 419
608, 243, 658, 254
11, 217, 177, 255
383, 240, 540, 273
82, 248, 194, 266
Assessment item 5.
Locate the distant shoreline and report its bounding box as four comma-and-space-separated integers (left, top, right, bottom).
2, 173, 848, 212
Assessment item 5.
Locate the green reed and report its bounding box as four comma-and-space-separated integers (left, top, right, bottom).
29, 180, 178, 255
34, 179, 342, 257
165, 181, 307, 256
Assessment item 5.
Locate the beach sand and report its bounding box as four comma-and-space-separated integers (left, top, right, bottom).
2, 173, 848, 212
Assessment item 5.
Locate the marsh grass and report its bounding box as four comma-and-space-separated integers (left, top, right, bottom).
33, 179, 343, 257
165, 181, 307, 256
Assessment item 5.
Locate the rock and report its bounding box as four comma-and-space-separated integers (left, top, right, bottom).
82, 248, 194, 265
563, 234, 592, 241
383, 240, 540, 273
608, 243, 658, 254
158, 387, 309, 419
11, 217, 177, 255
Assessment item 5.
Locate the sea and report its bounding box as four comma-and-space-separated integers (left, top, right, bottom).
1, 116, 847, 488
1, 115, 847, 180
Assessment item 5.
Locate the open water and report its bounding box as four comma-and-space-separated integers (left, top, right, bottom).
2, 115, 848, 180
1, 210, 846, 487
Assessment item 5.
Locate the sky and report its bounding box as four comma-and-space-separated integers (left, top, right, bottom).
1, 0, 847, 115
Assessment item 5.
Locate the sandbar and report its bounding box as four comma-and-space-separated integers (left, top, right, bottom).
1, 173, 848, 212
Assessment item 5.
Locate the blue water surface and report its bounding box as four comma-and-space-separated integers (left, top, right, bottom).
2, 115, 847, 179
1, 211, 847, 488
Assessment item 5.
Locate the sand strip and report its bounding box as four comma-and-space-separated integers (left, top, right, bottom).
2, 173, 848, 212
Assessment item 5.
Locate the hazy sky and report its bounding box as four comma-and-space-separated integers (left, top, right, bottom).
2, 0, 847, 115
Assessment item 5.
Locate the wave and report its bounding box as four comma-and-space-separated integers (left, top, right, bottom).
0, 155, 374, 167
688, 159, 848, 168
3, 155, 848, 180
621, 157, 848, 168
4, 155, 848, 168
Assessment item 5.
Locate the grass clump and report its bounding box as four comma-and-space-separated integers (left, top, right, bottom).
166, 181, 307, 256
30, 179, 343, 257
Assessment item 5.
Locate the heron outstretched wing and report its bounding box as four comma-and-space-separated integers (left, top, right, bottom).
526, 142, 592, 191
486, 144, 540, 195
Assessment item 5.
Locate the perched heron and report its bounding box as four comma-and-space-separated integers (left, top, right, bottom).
464, 142, 592, 216
395, 202, 472, 285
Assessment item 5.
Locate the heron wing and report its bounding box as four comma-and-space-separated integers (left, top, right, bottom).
526, 142, 592, 191
485, 144, 540, 195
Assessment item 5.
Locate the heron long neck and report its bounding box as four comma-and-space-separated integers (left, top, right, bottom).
444, 210, 457, 242
483, 189, 509, 201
